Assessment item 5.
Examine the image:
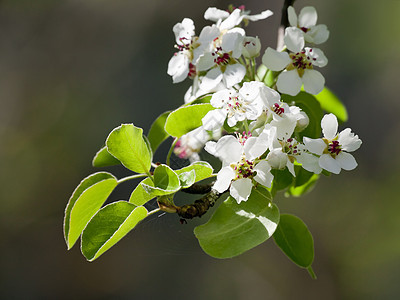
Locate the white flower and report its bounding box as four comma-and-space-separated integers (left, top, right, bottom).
204, 6, 273, 30
267, 135, 321, 175
196, 27, 246, 91
205, 134, 274, 204
303, 114, 362, 174
262, 46, 328, 96
286, 6, 329, 45
167, 18, 196, 83
242, 36, 261, 58
202, 81, 265, 130
173, 126, 218, 162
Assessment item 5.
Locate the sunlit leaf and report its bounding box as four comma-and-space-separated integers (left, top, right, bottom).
64, 172, 118, 249
178, 170, 196, 188
106, 124, 152, 174
164, 104, 215, 138
81, 201, 148, 261
141, 164, 180, 197
175, 161, 214, 183
129, 177, 154, 206
315, 87, 348, 123
92, 146, 121, 168
194, 187, 279, 258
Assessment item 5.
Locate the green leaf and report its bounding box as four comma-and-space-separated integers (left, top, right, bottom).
186, 95, 211, 105
92, 146, 121, 168
286, 174, 319, 197
81, 201, 148, 261
273, 214, 314, 268
147, 111, 171, 153
256, 64, 268, 81
178, 170, 196, 188
281, 92, 324, 140
175, 161, 214, 183
315, 87, 348, 123
129, 177, 154, 206
106, 124, 152, 174
64, 172, 118, 249
194, 187, 279, 259
164, 104, 215, 138
271, 168, 294, 192
142, 164, 181, 197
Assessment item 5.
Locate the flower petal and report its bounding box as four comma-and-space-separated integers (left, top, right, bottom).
215, 135, 243, 165
335, 152, 358, 171
173, 18, 195, 44
319, 154, 341, 174
303, 137, 326, 155
296, 152, 322, 174
223, 63, 246, 88
253, 160, 274, 188
167, 52, 189, 83
276, 70, 302, 96
244, 9, 273, 21
220, 9, 242, 31
214, 166, 236, 193
305, 24, 329, 44
338, 128, 362, 152
284, 27, 305, 53
202, 109, 227, 131
222, 29, 245, 59
287, 6, 297, 27
262, 47, 291, 71
210, 89, 231, 108
243, 136, 269, 160
302, 69, 325, 95
204, 7, 230, 22
298, 6, 318, 28
230, 178, 253, 204
321, 113, 338, 140
199, 68, 223, 91
196, 52, 215, 72
306, 47, 328, 67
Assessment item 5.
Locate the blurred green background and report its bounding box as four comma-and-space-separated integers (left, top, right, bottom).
1, 0, 399, 299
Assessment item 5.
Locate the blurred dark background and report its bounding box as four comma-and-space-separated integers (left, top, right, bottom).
1, 0, 399, 299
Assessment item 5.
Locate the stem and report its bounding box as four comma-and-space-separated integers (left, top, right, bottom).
148, 208, 161, 216
166, 137, 178, 166
117, 173, 147, 184
307, 266, 317, 279
251, 58, 256, 81
244, 120, 250, 133
276, 0, 296, 51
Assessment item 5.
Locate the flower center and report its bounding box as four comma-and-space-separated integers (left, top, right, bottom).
236, 131, 252, 145
279, 137, 301, 162
188, 63, 196, 78
231, 156, 255, 179
212, 47, 231, 66
175, 37, 192, 51
300, 27, 309, 33
225, 95, 248, 117
288, 51, 315, 77
272, 103, 285, 115
328, 140, 342, 156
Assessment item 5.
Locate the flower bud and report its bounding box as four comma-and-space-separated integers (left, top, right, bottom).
295, 111, 309, 132
242, 36, 261, 58
267, 149, 287, 169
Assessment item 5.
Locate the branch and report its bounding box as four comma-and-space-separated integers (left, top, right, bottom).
158, 189, 223, 220
276, 0, 296, 51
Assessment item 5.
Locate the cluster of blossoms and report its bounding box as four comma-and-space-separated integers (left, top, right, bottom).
169, 5, 361, 204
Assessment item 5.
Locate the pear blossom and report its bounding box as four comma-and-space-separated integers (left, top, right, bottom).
196, 27, 246, 91
267, 135, 321, 175
286, 6, 329, 45
205, 134, 274, 204
242, 36, 261, 58
202, 81, 265, 130
173, 126, 221, 162
167, 18, 196, 83
204, 6, 273, 30
303, 114, 362, 174
262, 46, 328, 96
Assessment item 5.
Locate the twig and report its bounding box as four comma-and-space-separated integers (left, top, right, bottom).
158, 189, 223, 219
276, 0, 296, 51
